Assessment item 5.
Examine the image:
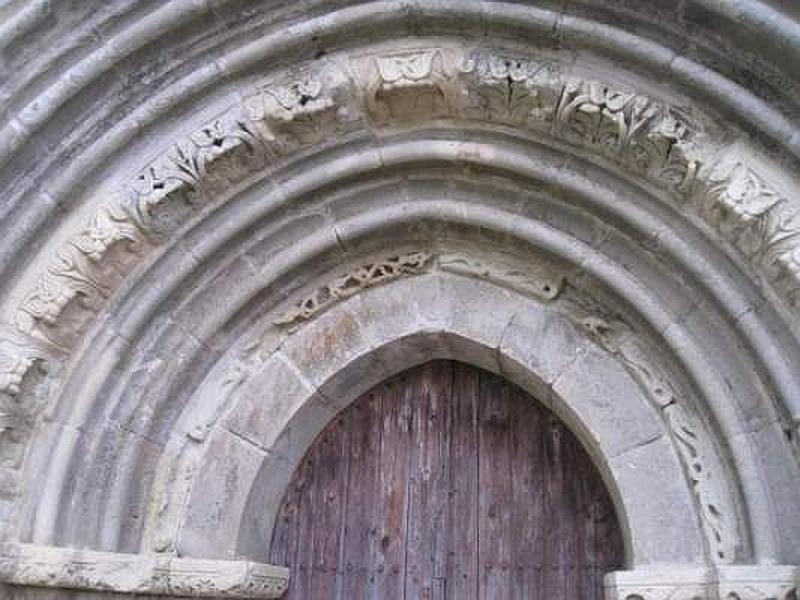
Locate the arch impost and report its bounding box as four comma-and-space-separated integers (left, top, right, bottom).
605, 564, 800, 600
0, 542, 289, 598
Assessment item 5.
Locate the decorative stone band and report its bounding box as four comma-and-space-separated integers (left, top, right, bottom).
0, 543, 289, 598
606, 565, 800, 600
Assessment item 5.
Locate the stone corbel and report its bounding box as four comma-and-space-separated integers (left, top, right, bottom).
0, 543, 289, 598
605, 566, 799, 600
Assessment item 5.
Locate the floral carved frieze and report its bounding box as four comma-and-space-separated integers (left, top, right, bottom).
554, 80, 701, 193
700, 159, 800, 312
0, 113, 268, 500
273, 250, 566, 330
459, 50, 563, 126
126, 114, 266, 238
15, 207, 147, 349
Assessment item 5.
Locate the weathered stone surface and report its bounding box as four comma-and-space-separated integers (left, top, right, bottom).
0, 0, 799, 596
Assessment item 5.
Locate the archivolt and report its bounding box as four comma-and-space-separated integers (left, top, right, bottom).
1, 2, 799, 598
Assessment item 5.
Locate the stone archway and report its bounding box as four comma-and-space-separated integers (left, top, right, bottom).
0, 2, 799, 599
269, 360, 625, 599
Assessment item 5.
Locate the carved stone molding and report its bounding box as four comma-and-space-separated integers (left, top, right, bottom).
606, 567, 709, 600
15, 205, 148, 349
0, 543, 289, 598
605, 566, 799, 600
5, 44, 797, 393
1, 41, 799, 573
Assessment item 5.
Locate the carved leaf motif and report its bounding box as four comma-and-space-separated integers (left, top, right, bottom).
17, 247, 106, 333
704, 161, 800, 310
555, 80, 700, 191
375, 50, 440, 85
666, 404, 735, 562
0, 339, 46, 399
363, 48, 458, 121
246, 72, 345, 151
460, 50, 563, 124
71, 206, 143, 263
126, 115, 262, 235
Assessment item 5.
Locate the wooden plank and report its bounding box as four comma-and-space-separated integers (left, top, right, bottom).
373, 371, 414, 598
542, 411, 566, 600
339, 390, 382, 597
307, 415, 349, 598
507, 383, 545, 599
478, 370, 514, 599
444, 361, 480, 599
286, 425, 323, 599
404, 362, 452, 600
267, 447, 312, 568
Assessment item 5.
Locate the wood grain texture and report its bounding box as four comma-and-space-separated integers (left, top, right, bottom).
269, 360, 624, 599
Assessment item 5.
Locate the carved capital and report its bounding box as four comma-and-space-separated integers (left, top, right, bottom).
0, 543, 290, 598
605, 566, 799, 600
605, 567, 711, 600
715, 565, 800, 600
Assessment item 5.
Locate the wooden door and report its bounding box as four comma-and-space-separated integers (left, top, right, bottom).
269, 360, 624, 599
